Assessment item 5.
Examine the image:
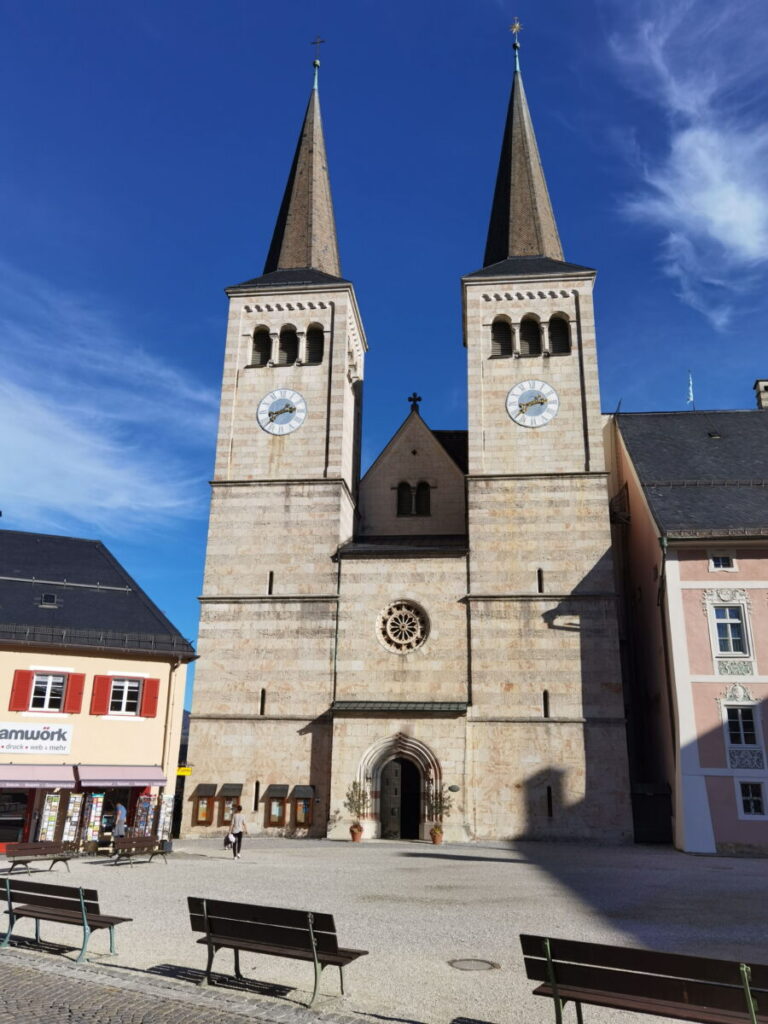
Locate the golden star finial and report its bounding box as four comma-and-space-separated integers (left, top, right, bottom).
510, 18, 522, 41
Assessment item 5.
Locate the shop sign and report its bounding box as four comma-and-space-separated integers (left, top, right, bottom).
0, 722, 72, 755
176, 766, 192, 776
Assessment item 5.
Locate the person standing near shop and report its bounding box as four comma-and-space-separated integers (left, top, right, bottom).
230, 804, 246, 859
113, 802, 127, 838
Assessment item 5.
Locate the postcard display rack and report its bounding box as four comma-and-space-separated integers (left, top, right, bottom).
38, 793, 60, 841
156, 793, 174, 839
81, 793, 104, 844
61, 792, 84, 842
134, 795, 155, 837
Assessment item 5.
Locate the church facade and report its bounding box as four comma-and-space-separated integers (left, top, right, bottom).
182, 47, 632, 843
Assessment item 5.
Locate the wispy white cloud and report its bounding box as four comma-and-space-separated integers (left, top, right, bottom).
607, 0, 768, 328
0, 261, 218, 537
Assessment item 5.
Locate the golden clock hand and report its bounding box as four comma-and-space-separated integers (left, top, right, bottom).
519, 395, 547, 413
268, 403, 296, 422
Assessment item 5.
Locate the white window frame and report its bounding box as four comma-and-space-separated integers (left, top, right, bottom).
703, 590, 753, 668
708, 551, 737, 572
735, 779, 767, 820
712, 605, 749, 657
30, 673, 66, 712
108, 678, 142, 716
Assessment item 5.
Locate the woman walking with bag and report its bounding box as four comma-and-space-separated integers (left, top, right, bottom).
230, 804, 247, 859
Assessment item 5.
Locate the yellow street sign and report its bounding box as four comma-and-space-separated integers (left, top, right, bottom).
177, 766, 192, 776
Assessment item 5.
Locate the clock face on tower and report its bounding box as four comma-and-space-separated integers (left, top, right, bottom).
257, 389, 307, 435
506, 380, 560, 428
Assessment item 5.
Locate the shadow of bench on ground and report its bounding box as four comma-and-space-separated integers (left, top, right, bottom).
147, 963, 293, 999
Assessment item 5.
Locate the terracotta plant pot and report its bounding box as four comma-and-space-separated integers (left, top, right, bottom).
429, 828, 444, 845
350, 825, 363, 842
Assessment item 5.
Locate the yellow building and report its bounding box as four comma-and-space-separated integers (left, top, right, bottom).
0, 529, 194, 847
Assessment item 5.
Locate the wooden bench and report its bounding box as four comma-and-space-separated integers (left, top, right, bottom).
112, 836, 167, 865
1, 877, 132, 963
188, 897, 368, 1006
521, 933, 768, 1024
5, 841, 80, 875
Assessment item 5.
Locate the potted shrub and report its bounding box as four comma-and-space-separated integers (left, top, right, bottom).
343, 781, 369, 842
427, 783, 453, 844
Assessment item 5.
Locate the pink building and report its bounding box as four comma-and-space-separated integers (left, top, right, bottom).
612, 380, 768, 854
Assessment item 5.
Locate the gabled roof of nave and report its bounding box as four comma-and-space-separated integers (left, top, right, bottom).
359, 407, 468, 486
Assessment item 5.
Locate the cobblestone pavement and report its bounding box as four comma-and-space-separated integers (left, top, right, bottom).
0, 947, 365, 1024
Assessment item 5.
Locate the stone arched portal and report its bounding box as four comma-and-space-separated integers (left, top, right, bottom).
357, 733, 442, 840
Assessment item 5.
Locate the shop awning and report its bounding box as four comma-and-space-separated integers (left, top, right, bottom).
264, 784, 289, 799
0, 765, 75, 789
218, 783, 242, 797
290, 786, 315, 799
76, 765, 166, 787
195, 784, 217, 797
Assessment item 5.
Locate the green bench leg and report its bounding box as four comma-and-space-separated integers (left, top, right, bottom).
339, 964, 345, 995
575, 1002, 583, 1024
34, 920, 41, 943
198, 942, 216, 986
309, 961, 323, 1007
234, 947, 243, 980
108, 926, 117, 955
1, 913, 16, 948
76, 923, 92, 964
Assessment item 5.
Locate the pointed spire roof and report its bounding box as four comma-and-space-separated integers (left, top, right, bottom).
483, 41, 563, 267
263, 61, 342, 278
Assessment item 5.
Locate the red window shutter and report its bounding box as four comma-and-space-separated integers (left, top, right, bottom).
62, 673, 85, 714
90, 675, 112, 715
140, 678, 161, 718
9, 670, 34, 711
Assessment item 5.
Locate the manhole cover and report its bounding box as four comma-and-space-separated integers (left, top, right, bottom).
448, 959, 500, 971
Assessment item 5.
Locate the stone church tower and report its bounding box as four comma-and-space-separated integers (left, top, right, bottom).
183, 47, 632, 843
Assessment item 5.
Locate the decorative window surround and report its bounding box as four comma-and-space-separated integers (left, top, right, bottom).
717, 685, 765, 771
708, 551, 737, 572
702, 589, 755, 675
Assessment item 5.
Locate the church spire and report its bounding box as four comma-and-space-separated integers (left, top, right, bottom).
482, 31, 564, 267
263, 59, 342, 277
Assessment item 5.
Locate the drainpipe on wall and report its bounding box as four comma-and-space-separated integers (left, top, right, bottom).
657, 536, 678, 767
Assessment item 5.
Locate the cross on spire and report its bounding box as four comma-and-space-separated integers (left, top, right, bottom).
408, 392, 422, 413
311, 36, 326, 59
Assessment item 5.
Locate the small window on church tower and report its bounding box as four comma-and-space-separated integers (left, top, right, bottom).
252, 328, 271, 367
277, 326, 298, 366
519, 316, 541, 356
305, 325, 324, 365
490, 317, 512, 358
549, 316, 571, 355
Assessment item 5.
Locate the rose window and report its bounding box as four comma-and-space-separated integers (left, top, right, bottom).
377, 601, 429, 654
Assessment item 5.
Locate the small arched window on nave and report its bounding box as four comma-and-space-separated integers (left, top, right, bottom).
277, 325, 298, 366
415, 481, 431, 516
519, 316, 542, 356
252, 327, 271, 367
491, 317, 512, 358
549, 315, 571, 355
397, 482, 413, 516
305, 325, 324, 365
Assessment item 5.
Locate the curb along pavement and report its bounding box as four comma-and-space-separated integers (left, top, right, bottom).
0, 945, 373, 1024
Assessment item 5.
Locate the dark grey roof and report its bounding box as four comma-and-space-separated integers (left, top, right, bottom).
617, 412, 768, 538
465, 256, 594, 279
290, 785, 315, 799
332, 701, 468, 714
337, 535, 468, 559
218, 783, 242, 797
433, 430, 468, 473
227, 267, 350, 293
0, 529, 195, 658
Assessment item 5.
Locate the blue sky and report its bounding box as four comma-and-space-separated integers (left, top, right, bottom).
1, 1, 766, 704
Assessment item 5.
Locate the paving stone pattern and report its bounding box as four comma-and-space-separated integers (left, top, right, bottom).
0, 949, 363, 1024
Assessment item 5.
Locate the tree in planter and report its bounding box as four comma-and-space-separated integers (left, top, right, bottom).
427, 783, 454, 841
343, 781, 370, 840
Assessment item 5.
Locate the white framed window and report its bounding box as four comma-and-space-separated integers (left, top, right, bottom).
738, 781, 766, 818
31, 673, 66, 711
717, 685, 765, 771
709, 552, 737, 572
109, 678, 142, 715
714, 606, 748, 655
727, 706, 758, 746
